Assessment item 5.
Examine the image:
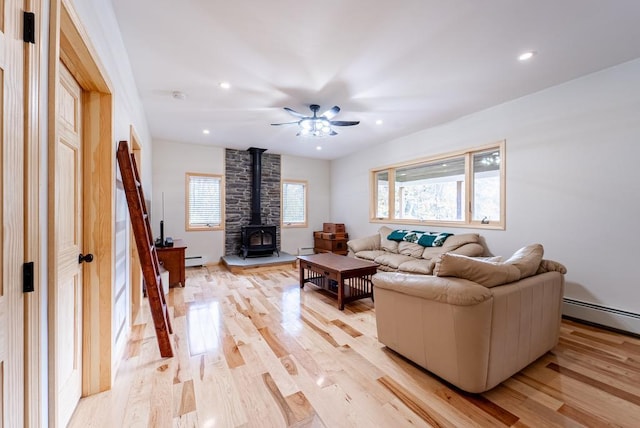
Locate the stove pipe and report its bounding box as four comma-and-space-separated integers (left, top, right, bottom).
248, 147, 267, 225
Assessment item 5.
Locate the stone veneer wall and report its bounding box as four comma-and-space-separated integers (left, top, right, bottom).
225, 148, 281, 255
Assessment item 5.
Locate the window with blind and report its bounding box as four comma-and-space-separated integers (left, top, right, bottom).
282, 180, 307, 227
185, 173, 223, 231
371, 141, 505, 229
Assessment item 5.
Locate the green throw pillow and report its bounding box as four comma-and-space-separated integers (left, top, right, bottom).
433, 232, 453, 246
387, 230, 453, 247
417, 234, 437, 246
387, 229, 410, 241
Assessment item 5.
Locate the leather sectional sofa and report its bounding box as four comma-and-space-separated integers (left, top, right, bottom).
372, 244, 567, 393
347, 226, 485, 274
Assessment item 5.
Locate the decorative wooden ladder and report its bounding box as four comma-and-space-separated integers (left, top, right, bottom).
116, 140, 174, 357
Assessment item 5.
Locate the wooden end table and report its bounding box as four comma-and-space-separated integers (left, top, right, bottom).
156, 239, 187, 287
298, 253, 378, 310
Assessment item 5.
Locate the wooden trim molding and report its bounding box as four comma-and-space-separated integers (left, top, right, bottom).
48, 2, 115, 426
24, 0, 44, 426
281, 179, 308, 228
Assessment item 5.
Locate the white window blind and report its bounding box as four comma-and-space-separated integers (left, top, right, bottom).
187, 174, 222, 229
282, 181, 306, 225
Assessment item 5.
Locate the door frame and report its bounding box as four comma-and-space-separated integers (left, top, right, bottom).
24, 0, 45, 426
48, 0, 115, 425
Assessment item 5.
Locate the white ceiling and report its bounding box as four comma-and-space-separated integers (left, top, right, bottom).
111, 0, 640, 160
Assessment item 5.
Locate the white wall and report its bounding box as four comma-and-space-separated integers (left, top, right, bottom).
332, 58, 640, 321
71, 0, 153, 187
69, 0, 154, 371
152, 140, 226, 265
281, 155, 331, 255
152, 142, 332, 260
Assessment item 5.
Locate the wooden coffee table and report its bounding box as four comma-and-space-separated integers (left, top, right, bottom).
298, 253, 379, 310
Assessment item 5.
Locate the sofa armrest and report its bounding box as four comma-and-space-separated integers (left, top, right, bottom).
347, 234, 380, 253
483, 271, 564, 390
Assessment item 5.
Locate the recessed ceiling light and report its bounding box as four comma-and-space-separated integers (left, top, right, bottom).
219, 81, 231, 89
316, 146, 322, 151
202, 129, 210, 135
172, 91, 187, 100
518, 51, 536, 61
375, 119, 383, 125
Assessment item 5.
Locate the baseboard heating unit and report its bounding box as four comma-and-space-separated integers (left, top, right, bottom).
563, 298, 640, 335
185, 256, 203, 268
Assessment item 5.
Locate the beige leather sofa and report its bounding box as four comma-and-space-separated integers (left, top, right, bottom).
347, 226, 485, 274
372, 244, 566, 393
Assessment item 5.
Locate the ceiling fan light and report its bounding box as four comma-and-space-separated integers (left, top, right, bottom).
518, 51, 536, 61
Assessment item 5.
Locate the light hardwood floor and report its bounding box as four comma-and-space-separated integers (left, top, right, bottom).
69, 265, 640, 427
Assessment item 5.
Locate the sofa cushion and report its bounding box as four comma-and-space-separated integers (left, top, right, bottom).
421, 240, 484, 260
374, 253, 415, 269
421, 246, 448, 260
347, 234, 380, 253
378, 226, 398, 253
398, 258, 435, 274
353, 250, 386, 262
504, 244, 544, 279
447, 243, 486, 258
433, 253, 521, 288
398, 241, 425, 258
373, 272, 492, 306
440, 233, 480, 251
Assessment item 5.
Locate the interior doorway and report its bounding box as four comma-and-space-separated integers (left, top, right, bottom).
49, 1, 115, 426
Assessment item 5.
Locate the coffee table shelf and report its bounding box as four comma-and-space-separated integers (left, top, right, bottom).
298, 253, 378, 310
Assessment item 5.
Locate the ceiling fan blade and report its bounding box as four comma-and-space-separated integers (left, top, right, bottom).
321, 105, 340, 119
283, 107, 307, 118
270, 121, 299, 126
330, 120, 360, 126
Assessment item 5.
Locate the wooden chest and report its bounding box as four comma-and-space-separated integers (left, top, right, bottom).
314, 237, 348, 255
323, 223, 345, 234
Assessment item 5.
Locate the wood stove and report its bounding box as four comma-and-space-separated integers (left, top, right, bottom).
239, 147, 279, 258
240, 225, 279, 258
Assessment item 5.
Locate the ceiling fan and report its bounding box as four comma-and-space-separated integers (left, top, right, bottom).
271, 104, 360, 137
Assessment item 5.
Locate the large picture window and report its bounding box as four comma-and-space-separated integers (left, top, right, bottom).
371, 141, 505, 229
185, 173, 223, 231
282, 180, 307, 227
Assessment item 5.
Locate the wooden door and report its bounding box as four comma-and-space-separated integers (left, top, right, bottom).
0, 0, 26, 426
53, 62, 84, 427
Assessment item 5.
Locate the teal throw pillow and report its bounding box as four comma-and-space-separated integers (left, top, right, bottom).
387, 229, 410, 241
387, 229, 453, 247
433, 232, 453, 246
417, 234, 437, 246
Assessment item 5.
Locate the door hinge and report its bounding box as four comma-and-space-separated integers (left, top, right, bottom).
23, 12, 35, 44
23, 262, 35, 293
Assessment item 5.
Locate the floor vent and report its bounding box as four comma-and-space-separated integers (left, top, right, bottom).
563, 298, 640, 335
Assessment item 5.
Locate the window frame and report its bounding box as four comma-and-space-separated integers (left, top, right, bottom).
370, 141, 505, 230
185, 172, 224, 232
281, 179, 308, 228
